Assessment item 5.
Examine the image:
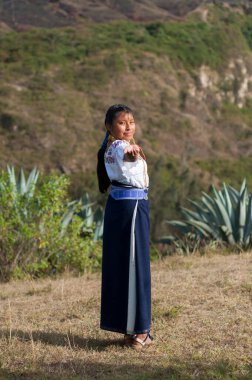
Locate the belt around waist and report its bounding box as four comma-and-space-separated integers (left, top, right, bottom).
110, 186, 148, 200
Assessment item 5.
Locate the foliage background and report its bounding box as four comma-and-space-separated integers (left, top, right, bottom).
1, 2, 252, 239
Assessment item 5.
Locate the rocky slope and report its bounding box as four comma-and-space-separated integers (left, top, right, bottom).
1, 5, 252, 168
1, 3, 252, 236
0, 0, 252, 28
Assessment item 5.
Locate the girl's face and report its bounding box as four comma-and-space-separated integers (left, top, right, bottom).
106, 111, 135, 142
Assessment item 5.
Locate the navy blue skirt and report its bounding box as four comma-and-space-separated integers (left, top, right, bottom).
100, 195, 151, 334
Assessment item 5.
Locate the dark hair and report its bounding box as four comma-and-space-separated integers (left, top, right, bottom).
97, 104, 133, 193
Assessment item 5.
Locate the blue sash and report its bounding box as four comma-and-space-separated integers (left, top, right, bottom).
110, 185, 148, 200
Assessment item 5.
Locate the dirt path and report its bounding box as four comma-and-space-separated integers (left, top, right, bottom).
0, 253, 251, 379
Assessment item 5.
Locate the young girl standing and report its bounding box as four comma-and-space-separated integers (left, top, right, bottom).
97, 104, 153, 350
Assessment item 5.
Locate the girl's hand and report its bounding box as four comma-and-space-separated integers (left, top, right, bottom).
124, 144, 140, 156
123, 144, 146, 161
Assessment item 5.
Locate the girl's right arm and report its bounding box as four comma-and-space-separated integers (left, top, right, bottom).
124, 145, 146, 161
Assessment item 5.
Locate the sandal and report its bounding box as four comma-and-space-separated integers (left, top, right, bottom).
129, 332, 154, 350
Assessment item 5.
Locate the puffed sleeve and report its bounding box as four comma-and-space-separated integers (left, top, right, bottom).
111, 140, 130, 161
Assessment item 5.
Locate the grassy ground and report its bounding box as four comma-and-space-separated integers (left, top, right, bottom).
0, 252, 251, 379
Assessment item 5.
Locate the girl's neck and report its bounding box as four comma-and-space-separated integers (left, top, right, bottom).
107, 134, 135, 147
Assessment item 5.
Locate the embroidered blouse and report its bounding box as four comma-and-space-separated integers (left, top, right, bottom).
104, 140, 149, 189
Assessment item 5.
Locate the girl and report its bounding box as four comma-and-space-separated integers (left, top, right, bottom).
97, 104, 154, 350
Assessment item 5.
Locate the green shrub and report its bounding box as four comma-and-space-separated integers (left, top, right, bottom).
165, 180, 252, 251
241, 16, 252, 50
0, 170, 101, 281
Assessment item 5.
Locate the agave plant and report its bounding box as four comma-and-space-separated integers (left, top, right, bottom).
0, 166, 40, 219
1, 166, 104, 240
158, 233, 202, 255
165, 179, 252, 249
5, 165, 40, 199
61, 192, 104, 240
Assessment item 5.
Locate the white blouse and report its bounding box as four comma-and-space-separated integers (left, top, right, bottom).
104, 140, 149, 189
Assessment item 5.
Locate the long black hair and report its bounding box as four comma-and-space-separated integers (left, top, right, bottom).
97, 104, 133, 193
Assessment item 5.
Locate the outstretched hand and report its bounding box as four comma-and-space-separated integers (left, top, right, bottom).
123, 144, 146, 161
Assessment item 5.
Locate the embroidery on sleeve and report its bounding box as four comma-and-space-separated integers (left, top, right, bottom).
105, 156, 115, 164
112, 140, 126, 149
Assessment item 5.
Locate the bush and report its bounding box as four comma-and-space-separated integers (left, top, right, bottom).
165, 180, 252, 251
0, 170, 101, 281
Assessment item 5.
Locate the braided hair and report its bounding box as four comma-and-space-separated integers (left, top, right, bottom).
97, 104, 133, 193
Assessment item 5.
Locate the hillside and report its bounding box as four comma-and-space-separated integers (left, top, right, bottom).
0, 252, 251, 379
1, 0, 252, 29
1, 4, 252, 236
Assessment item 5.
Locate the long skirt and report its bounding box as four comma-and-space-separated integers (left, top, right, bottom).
100, 195, 151, 334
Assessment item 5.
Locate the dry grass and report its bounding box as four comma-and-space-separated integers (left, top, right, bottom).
0, 252, 251, 379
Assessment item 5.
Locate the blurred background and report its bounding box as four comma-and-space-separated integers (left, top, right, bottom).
1, 0, 252, 241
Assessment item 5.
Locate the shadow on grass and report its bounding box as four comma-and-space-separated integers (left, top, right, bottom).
0, 361, 251, 380
0, 328, 123, 351
0, 330, 252, 379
